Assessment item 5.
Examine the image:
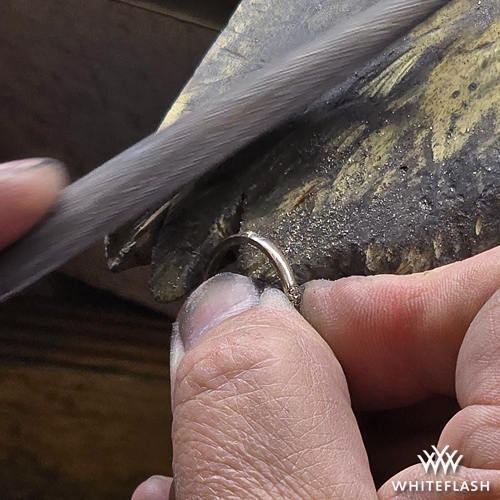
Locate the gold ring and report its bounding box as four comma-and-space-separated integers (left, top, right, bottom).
206, 231, 302, 308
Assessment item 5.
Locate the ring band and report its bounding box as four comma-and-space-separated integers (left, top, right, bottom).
205, 231, 302, 308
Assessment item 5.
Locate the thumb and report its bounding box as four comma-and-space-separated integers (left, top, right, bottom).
170, 273, 377, 500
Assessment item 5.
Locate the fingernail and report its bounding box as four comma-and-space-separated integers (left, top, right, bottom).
259, 287, 296, 311
147, 475, 171, 485
131, 475, 173, 500
304, 279, 334, 291
0, 158, 65, 175
171, 273, 260, 383
178, 272, 259, 351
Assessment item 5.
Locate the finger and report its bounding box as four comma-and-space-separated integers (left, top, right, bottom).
0, 158, 68, 250
301, 246, 500, 410
170, 273, 377, 500
436, 285, 500, 470
131, 476, 174, 500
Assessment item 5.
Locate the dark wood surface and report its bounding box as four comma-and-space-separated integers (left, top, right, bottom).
0, 294, 173, 500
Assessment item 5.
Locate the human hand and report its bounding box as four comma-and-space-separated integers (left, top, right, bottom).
133, 247, 500, 499
0, 158, 67, 249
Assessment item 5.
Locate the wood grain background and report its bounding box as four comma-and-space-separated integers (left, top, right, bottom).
0, 292, 173, 500
0, 0, 217, 497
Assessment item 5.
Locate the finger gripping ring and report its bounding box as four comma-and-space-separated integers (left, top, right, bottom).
206, 231, 302, 308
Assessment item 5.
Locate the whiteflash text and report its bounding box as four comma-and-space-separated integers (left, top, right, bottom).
392, 480, 490, 492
